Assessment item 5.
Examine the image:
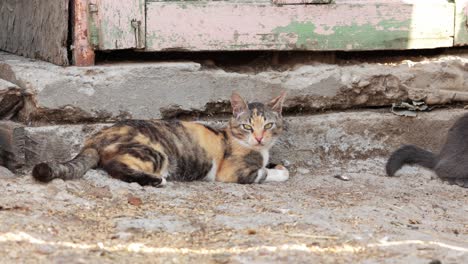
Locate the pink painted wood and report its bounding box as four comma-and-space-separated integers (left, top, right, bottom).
145, 1, 454, 51
272, 0, 331, 4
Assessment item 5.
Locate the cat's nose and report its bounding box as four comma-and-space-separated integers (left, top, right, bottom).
255, 136, 263, 143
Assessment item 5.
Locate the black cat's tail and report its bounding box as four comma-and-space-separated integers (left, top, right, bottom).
32, 148, 99, 183
386, 144, 437, 176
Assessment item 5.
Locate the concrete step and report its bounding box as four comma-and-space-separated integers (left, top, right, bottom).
1, 51, 468, 124
21, 109, 465, 171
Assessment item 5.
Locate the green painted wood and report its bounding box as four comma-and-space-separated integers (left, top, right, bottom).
144, 1, 454, 51
91, 0, 145, 50
455, 0, 468, 46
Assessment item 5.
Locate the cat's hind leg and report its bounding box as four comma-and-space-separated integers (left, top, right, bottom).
103, 159, 164, 186
101, 143, 168, 187
435, 158, 468, 188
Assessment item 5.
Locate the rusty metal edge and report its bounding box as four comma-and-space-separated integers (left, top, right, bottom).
72, 0, 95, 66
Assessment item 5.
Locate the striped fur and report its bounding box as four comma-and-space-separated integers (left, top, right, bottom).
32, 92, 289, 186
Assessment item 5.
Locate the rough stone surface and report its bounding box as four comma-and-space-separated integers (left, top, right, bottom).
115, 216, 197, 233
23, 109, 466, 171
2, 51, 468, 123
0, 121, 25, 171
0, 165, 14, 178
1, 109, 467, 263
0, 78, 26, 120
0, 158, 466, 263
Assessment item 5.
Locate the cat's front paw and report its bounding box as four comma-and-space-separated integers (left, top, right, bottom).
265, 167, 289, 182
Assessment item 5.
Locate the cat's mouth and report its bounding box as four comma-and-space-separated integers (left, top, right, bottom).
254, 142, 265, 147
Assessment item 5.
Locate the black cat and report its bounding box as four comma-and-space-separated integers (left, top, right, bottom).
386, 113, 468, 188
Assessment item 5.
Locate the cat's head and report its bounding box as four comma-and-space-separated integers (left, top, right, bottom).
228, 91, 286, 149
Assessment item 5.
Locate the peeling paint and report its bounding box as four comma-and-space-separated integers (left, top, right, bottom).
272, 19, 410, 50
95, 0, 145, 50
144, 1, 454, 51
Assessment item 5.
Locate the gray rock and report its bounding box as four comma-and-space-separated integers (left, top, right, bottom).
0, 78, 27, 120
22, 110, 466, 171
0, 166, 15, 178
2, 51, 468, 123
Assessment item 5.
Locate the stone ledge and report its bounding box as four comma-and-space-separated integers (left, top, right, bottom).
0, 121, 25, 171
1, 51, 468, 124
21, 109, 465, 170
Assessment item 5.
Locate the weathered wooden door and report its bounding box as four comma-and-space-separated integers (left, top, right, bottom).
144, 0, 454, 51
82, 0, 464, 65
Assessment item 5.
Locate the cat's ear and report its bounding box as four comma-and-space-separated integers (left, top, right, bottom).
230, 92, 248, 117
268, 91, 287, 115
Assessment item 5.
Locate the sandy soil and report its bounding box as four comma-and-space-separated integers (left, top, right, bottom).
0, 159, 467, 264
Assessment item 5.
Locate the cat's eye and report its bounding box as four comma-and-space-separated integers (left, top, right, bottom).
242, 124, 253, 131
264, 123, 274, 129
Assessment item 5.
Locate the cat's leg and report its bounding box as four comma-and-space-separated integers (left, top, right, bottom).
250, 165, 289, 183
217, 162, 289, 184
102, 159, 164, 186
261, 165, 289, 183
435, 158, 468, 188
435, 158, 468, 178
101, 143, 168, 187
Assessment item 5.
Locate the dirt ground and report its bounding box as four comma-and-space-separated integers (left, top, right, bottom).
0, 158, 467, 264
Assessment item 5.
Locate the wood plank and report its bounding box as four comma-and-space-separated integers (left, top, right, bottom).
94, 0, 146, 50
0, 0, 69, 66
145, 1, 454, 51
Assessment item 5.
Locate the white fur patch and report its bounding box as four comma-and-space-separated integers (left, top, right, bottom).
159, 177, 167, 186
203, 160, 217, 182
264, 168, 289, 182
260, 149, 269, 168
254, 169, 267, 183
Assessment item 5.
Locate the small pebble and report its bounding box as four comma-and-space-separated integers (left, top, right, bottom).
334, 174, 350, 181
35, 245, 56, 255
111, 232, 133, 241
296, 167, 310, 174
271, 208, 290, 214
281, 159, 292, 167
127, 195, 142, 206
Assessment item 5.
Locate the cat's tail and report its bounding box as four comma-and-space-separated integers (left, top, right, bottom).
386, 144, 437, 176
32, 148, 99, 182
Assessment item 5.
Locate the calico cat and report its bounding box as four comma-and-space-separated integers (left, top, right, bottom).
386, 113, 468, 188
32, 92, 289, 186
